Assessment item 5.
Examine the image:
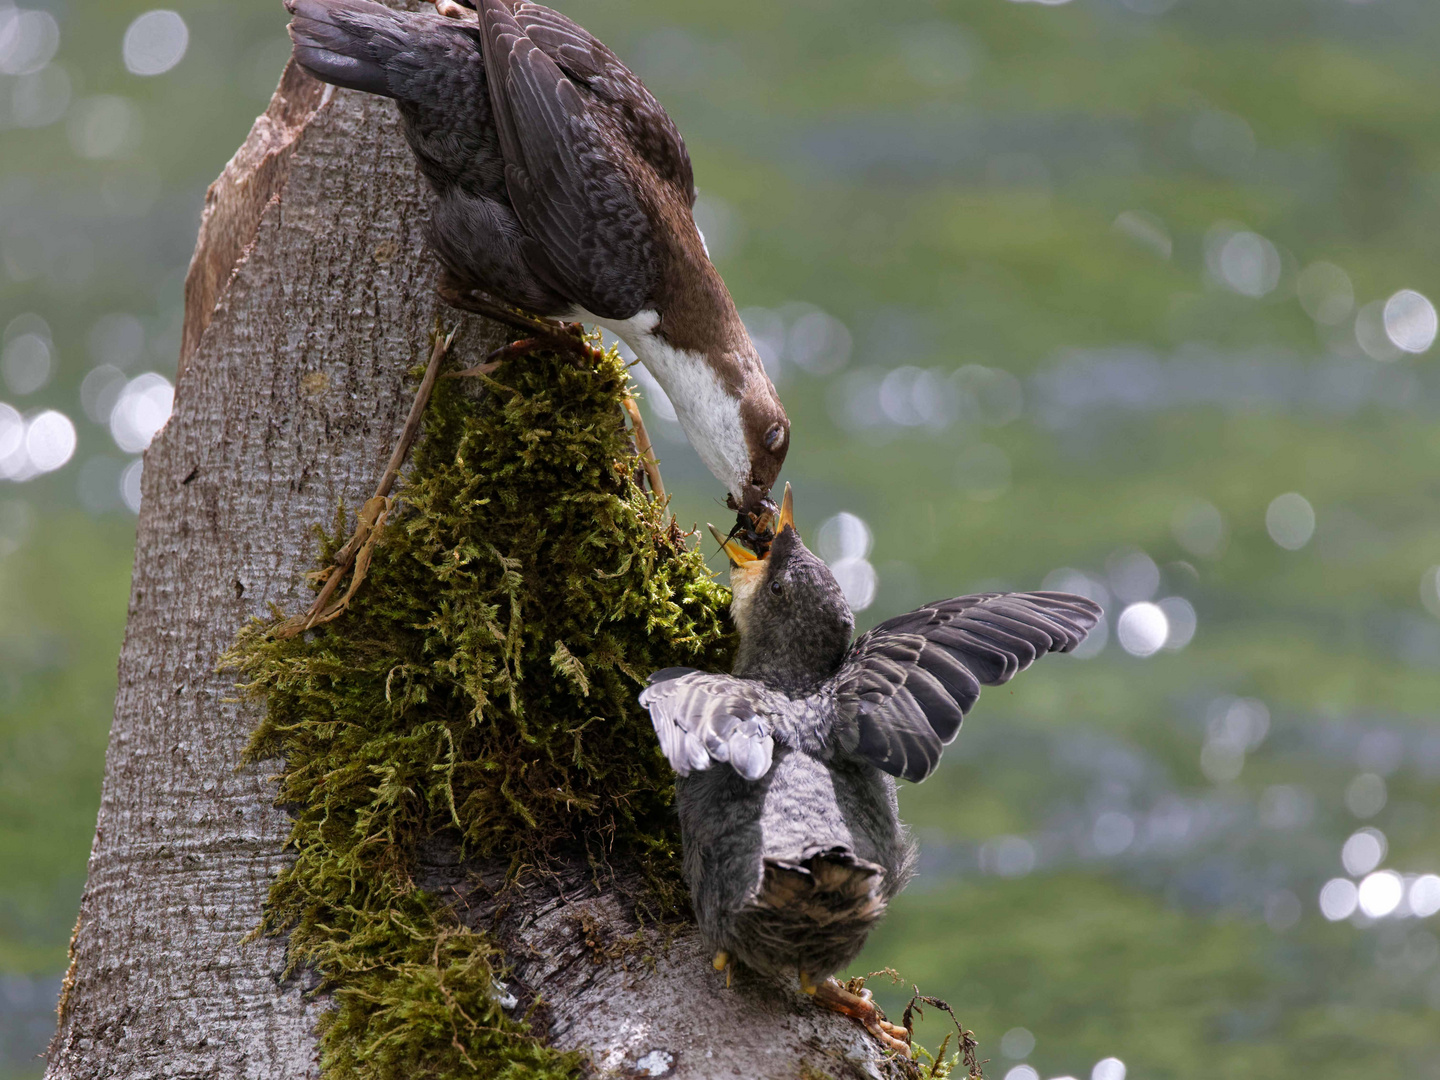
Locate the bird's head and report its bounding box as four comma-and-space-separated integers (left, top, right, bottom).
726, 373, 790, 520
709, 484, 854, 690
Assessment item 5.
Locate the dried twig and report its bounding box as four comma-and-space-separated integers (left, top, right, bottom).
275, 323, 456, 639
902, 988, 983, 1080
622, 395, 666, 502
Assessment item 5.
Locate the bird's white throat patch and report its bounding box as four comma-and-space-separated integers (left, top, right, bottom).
583, 309, 751, 501
728, 559, 765, 638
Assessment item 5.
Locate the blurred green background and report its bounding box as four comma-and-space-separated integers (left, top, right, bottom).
3, 0, 1439, 1077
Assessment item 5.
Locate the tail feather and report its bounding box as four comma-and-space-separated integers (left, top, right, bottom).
756, 846, 885, 926
285, 0, 421, 99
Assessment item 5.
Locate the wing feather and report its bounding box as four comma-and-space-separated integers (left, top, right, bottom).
478, 0, 665, 318
831, 592, 1102, 783
639, 670, 783, 782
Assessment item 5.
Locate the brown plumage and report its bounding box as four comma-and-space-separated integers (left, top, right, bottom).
284, 0, 792, 517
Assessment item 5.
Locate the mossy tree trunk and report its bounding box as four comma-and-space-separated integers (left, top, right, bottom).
46, 31, 901, 1080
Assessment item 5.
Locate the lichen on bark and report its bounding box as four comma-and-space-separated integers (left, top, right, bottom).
228, 339, 734, 1079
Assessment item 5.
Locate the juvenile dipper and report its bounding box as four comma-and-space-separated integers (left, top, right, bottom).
640, 487, 1101, 1052
285, 0, 791, 519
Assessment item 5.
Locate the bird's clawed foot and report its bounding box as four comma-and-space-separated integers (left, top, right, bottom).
432, 0, 474, 18
712, 950, 733, 989
805, 974, 912, 1059
436, 280, 596, 373
436, 276, 586, 344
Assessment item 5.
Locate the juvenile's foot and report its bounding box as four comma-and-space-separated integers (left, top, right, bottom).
433, 0, 473, 18
712, 950, 733, 988
807, 975, 911, 1058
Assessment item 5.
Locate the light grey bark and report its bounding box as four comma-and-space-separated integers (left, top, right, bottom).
46, 41, 901, 1080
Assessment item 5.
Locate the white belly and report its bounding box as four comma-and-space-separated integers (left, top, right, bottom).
579, 309, 751, 501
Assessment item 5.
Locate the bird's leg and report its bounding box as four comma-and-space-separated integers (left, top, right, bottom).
436, 275, 587, 348
274, 324, 457, 640
436, 280, 597, 369
712, 950, 733, 989
807, 975, 912, 1059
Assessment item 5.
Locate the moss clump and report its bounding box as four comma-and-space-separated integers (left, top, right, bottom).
229, 341, 734, 1079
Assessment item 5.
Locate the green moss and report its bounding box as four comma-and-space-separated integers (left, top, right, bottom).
228, 340, 734, 1079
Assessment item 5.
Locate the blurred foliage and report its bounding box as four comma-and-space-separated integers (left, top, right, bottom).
2, 0, 1439, 1077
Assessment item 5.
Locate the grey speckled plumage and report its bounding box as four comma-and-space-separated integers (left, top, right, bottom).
641, 511, 1101, 982
283, 0, 791, 517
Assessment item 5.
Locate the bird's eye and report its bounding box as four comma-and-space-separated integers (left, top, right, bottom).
769, 580, 783, 597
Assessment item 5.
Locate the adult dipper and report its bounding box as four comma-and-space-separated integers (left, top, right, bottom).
640, 486, 1101, 1052
284, 0, 791, 522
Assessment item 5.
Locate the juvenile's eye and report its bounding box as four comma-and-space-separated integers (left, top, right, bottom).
769, 580, 783, 597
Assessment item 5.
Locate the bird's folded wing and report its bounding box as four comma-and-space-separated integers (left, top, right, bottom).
511, 4, 695, 203
829, 592, 1101, 783
639, 669, 783, 782
477, 0, 660, 319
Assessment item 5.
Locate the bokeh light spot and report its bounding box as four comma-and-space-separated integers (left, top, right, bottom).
2, 333, 52, 395
1117, 602, 1167, 657
1342, 828, 1386, 877
109, 373, 174, 454
1266, 493, 1315, 551
1000, 1028, 1036, 1060
1319, 878, 1358, 922
1383, 289, 1437, 354
0, 8, 60, 75
818, 512, 873, 564
982, 836, 1037, 879
1107, 548, 1159, 603
1358, 871, 1404, 919
68, 95, 143, 159
1410, 875, 1440, 919
1344, 773, 1387, 819
1092, 811, 1136, 857
24, 410, 76, 473
120, 458, 144, 514
1091, 1059, 1126, 1080
1355, 300, 1403, 362
123, 10, 189, 76
1158, 597, 1197, 651
0, 402, 24, 465
1206, 226, 1280, 297
830, 558, 877, 612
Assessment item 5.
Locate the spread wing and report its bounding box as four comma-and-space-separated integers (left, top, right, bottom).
477, 0, 662, 319
830, 592, 1102, 783
639, 669, 784, 782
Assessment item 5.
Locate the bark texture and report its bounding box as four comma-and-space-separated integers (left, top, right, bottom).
47, 43, 901, 1080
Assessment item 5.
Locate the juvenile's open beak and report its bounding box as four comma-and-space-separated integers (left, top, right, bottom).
708, 523, 760, 567
775, 482, 795, 537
